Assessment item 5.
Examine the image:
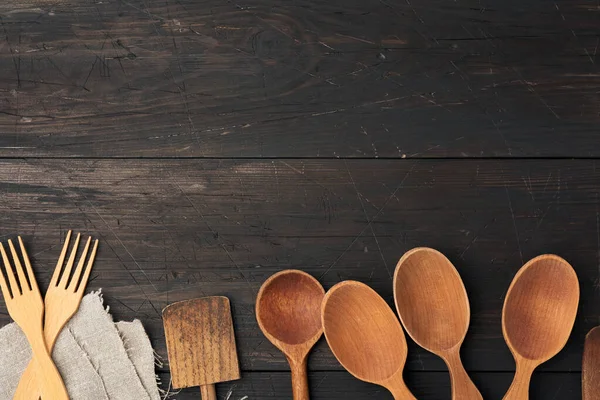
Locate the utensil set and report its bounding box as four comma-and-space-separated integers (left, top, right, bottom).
0, 231, 99, 400
257, 248, 580, 400
2, 234, 582, 399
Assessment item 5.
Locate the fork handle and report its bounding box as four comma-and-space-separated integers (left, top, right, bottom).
15, 330, 69, 400
13, 327, 61, 400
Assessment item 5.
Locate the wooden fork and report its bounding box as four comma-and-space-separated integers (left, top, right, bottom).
0, 238, 69, 400
13, 231, 99, 400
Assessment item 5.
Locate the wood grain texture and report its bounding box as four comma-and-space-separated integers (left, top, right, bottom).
394, 247, 482, 400
502, 255, 579, 399
162, 297, 240, 393
583, 327, 600, 400
0, 0, 599, 157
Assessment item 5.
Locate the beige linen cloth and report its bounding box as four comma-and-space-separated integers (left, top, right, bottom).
0, 292, 161, 400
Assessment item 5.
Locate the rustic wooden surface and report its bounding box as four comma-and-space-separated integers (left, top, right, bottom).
0, 0, 598, 397
1, 0, 600, 158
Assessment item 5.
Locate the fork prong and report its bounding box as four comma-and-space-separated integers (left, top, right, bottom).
18, 237, 38, 292
68, 236, 91, 292
77, 239, 98, 295
0, 247, 11, 301
58, 233, 80, 289
0, 243, 19, 297
8, 240, 30, 292
50, 230, 72, 287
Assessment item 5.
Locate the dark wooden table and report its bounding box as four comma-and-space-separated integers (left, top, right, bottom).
1, 0, 598, 398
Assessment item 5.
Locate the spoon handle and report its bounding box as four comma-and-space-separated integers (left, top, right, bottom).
502, 360, 535, 400
386, 373, 417, 400
443, 349, 483, 400
289, 357, 310, 400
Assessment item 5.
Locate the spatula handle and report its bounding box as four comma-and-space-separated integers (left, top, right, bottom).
200, 384, 217, 400
290, 357, 309, 400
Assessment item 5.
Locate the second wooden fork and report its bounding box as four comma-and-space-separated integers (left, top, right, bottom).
0, 238, 69, 400
13, 231, 99, 400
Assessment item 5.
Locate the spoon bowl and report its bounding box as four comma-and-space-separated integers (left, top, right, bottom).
394, 247, 482, 399
502, 254, 579, 400
256, 270, 324, 400
321, 281, 416, 399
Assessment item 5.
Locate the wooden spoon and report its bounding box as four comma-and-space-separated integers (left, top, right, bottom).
394, 247, 482, 400
256, 270, 325, 400
321, 280, 416, 399
502, 254, 579, 400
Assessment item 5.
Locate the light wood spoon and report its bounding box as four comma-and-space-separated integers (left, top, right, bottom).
256, 270, 325, 400
394, 247, 482, 400
502, 254, 579, 400
321, 280, 416, 399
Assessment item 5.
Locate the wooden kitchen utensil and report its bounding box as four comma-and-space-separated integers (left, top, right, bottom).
583, 326, 600, 400
502, 254, 579, 400
163, 296, 240, 400
321, 280, 416, 400
256, 270, 324, 400
14, 231, 99, 399
394, 247, 482, 400
0, 238, 69, 400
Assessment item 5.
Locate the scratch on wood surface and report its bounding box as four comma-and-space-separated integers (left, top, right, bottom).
89, 203, 158, 290
314, 372, 329, 389
460, 218, 495, 259
522, 174, 534, 202
320, 163, 415, 279
533, 178, 561, 232
171, 179, 255, 295
278, 161, 338, 196
318, 41, 335, 50
271, 161, 281, 203
504, 185, 523, 265
511, 67, 560, 119
344, 161, 391, 279
335, 32, 375, 45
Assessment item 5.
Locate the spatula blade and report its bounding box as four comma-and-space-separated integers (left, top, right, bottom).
583, 326, 600, 400
163, 296, 240, 389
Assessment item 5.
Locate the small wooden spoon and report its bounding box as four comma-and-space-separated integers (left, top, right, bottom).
256, 270, 325, 400
502, 254, 579, 400
321, 281, 416, 399
394, 247, 482, 400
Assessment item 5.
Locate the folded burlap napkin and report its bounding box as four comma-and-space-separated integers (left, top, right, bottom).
0, 292, 160, 400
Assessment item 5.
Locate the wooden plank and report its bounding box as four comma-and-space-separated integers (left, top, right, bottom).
0, 159, 597, 373
157, 371, 581, 399
0, 0, 599, 157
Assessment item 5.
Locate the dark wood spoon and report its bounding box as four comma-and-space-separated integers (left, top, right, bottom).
256, 270, 325, 400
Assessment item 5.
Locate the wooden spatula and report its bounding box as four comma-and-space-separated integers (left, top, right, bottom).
583, 326, 600, 400
163, 296, 240, 399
